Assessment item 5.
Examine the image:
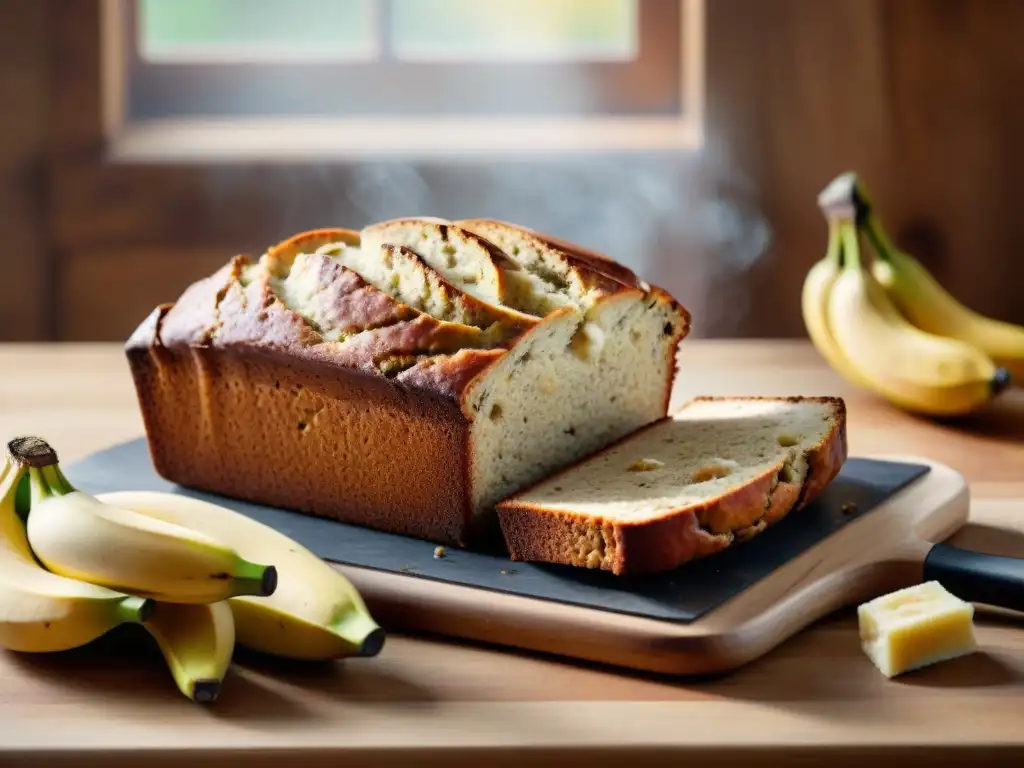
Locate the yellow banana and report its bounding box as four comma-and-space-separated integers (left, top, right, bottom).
97, 490, 385, 661
844, 178, 1024, 382
144, 600, 235, 703
0, 442, 153, 653
825, 224, 1009, 417
801, 216, 874, 390
13, 437, 277, 604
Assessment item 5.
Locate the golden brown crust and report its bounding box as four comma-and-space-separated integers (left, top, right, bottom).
647, 285, 692, 416
458, 217, 647, 291
125, 302, 171, 353
395, 347, 506, 403
264, 227, 361, 276
125, 272, 503, 546
496, 396, 848, 576
128, 344, 474, 545
533, 233, 647, 291
158, 255, 249, 347
365, 218, 524, 272
152, 249, 515, 407
794, 399, 849, 509
456, 218, 641, 295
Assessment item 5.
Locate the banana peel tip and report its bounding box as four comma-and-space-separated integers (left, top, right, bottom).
128, 596, 156, 625
991, 367, 1012, 396
230, 563, 278, 598
191, 680, 221, 704
257, 565, 278, 597
357, 627, 387, 658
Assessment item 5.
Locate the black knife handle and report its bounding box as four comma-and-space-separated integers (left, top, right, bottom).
923, 543, 1024, 613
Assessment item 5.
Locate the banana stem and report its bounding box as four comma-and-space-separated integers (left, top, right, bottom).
230, 561, 278, 598
837, 173, 901, 264
839, 222, 864, 271
331, 611, 386, 658
14, 476, 30, 522
862, 214, 900, 263
825, 218, 844, 268
27, 465, 75, 507
117, 595, 156, 624
27, 468, 53, 508
190, 680, 222, 704
42, 465, 75, 495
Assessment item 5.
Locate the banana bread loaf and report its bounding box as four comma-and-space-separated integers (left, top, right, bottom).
126, 219, 691, 548
496, 396, 848, 575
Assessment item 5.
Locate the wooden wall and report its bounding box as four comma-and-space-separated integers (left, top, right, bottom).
707, 0, 1024, 340
3, 0, 1024, 341
0, 0, 49, 341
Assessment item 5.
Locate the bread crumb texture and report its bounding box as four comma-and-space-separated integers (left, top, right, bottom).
503, 399, 838, 522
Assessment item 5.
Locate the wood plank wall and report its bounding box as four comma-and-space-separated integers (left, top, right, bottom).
707, 0, 1024, 341
0, 0, 49, 341
2, 0, 1023, 341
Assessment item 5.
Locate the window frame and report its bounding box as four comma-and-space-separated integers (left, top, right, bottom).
47, 0, 714, 341
102, 0, 704, 160
126, 0, 682, 120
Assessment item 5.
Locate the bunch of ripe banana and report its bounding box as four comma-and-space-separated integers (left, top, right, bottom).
802, 171, 1024, 417
0, 436, 384, 704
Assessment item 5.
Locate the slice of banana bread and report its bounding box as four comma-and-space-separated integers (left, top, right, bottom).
495, 396, 848, 575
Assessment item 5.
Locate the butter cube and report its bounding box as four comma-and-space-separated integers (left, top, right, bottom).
857, 580, 977, 678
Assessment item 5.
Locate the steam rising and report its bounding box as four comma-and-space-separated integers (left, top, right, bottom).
333, 150, 772, 335
201, 83, 770, 336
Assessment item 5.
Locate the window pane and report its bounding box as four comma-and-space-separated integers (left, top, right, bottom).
390, 0, 637, 61
138, 0, 377, 61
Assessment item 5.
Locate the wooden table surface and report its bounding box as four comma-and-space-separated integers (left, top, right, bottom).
1, 340, 1023, 767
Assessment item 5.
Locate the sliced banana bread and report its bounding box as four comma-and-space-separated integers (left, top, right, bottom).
126, 220, 691, 547
360, 218, 536, 313
457, 218, 648, 294
290, 236, 539, 344
496, 396, 848, 575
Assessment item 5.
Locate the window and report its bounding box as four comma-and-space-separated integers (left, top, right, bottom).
41, 0, 727, 343
106, 0, 704, 157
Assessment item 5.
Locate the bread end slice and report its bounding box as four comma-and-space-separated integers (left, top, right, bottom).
495, 396, 847, 576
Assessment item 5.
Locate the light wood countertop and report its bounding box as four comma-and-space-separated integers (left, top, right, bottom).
1, 340, 1023, 767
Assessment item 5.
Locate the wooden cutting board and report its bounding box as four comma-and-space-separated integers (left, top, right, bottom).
68, 441, 972, 677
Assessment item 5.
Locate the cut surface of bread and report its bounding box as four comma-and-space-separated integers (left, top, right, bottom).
457, 218, 636, 315
496, 396, 848, 575
260, 228, 539, 345
457, 217, 648, 291
360, 219, 533, 313
462, 292, 683, 519
264, 249, 502, 356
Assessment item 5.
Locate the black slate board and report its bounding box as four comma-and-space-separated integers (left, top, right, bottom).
67, 439, 930, 624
